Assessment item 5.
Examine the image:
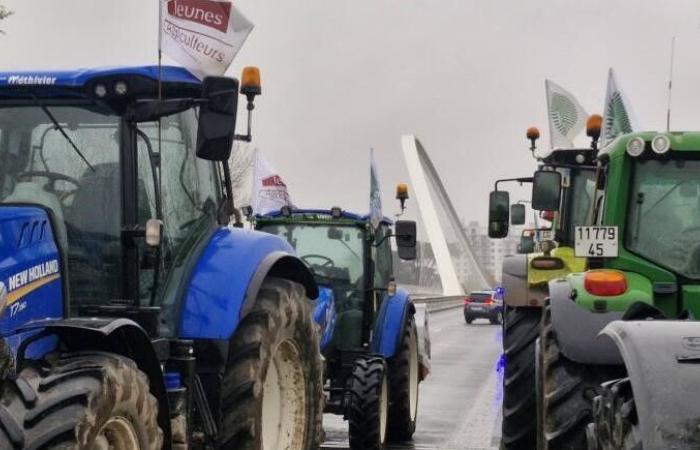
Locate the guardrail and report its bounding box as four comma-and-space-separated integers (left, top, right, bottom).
412, 295, 464, 313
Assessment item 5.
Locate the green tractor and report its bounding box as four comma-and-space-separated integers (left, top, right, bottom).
489, 118, 601, 449
528, 130, 700, 449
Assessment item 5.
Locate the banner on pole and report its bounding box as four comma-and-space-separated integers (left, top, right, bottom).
545, 79, 588, 149
602, 68, 637, 147
251, 149, 294, 215
160, 0, 253, 79
369, 149, 383, 230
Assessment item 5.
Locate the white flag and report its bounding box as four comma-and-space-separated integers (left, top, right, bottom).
160, 0, 254, 79
369, 149, 383, 229
602, 68, 637, 147
545, 80, 588, 149
251, 149, 294, 215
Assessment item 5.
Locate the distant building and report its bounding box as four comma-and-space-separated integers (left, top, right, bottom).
454, 221, 519, 285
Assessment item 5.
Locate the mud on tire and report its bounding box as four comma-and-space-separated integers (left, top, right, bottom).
217, 277, 323, 450
348, 356, 388, 450
387, 316, 419, 442
0, 352, 162, 450
538, 304, 622, 450
501, 307, 541, 449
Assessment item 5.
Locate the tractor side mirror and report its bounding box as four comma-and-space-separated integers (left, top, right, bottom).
395, 220, 417, 260
196, 76, 239, 161
510, 204, 526, 225
532, 170, 562, 211
518, 235, 535, 254
488, 191, 510, 238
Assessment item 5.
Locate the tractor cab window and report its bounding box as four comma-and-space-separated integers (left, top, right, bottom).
260, 223, 366, 296
373, 224, 393, 289
563, 169, 596, 244
136, 109, 221, 302
627, 159, 700, 279
0, 106, 122, 303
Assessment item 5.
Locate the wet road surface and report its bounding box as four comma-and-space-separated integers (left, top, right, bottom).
322, 308, 504, 450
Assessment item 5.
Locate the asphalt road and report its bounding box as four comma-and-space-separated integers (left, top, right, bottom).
322, 308, 504, 450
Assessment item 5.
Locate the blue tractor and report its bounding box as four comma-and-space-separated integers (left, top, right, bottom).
0, 66, 324, 449
255, 206, 426, 450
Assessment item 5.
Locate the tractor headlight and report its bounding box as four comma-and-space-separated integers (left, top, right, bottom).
626, 137, 646, 157
114, 81, 128, 96
651, 134, 671, 154
93, 83, 108, 98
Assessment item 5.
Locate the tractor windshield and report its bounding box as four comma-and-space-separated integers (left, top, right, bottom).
0, 105, 220, 307
562, 168, 596, 244
627, 159, 700, 279
260, 223, 366, 291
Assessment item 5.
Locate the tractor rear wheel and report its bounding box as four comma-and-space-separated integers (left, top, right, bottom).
587, 377, 641, 450
217, 277, 323, 450
501, 307, 541, 449
538, 304, 622, 450
0, 352, 162, 450
348, 356, 389, 450
387, 316, 420, 442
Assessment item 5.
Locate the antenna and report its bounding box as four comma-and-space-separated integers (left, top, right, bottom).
666, 36, 676, 132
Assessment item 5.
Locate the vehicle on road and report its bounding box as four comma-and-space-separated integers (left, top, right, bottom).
256, 205, 426, 450
463, 290, 503, 324
0, 66, 324, 450
527, 131, 700, 450
489, 118, 600, 449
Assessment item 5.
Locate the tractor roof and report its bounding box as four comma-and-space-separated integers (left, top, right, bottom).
257, 208, 393, 226
0, 65, 201, 100
541, 147, 597, 166
601, 131, 700, 159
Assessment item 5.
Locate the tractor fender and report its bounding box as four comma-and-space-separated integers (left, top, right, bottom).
600, 320, 700, 449
370, 287, 415, 359
179, 227, 317, 340
548, 278, 623, 365
7, 318, 172, 450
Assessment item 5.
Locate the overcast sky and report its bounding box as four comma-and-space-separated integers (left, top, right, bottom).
1, 0, 699, 224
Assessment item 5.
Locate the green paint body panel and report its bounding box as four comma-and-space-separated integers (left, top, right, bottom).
567, 272, 654, 312
562, 131, 700, 317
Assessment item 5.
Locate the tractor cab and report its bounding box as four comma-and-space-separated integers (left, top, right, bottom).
256, 208, 416, 352
0, 66, 252, 336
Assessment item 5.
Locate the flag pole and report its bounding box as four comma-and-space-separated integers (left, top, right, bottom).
156, 0, 163, 219
666, 36, 675, 132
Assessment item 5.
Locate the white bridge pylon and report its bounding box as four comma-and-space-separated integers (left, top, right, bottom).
401, 135, 492, 296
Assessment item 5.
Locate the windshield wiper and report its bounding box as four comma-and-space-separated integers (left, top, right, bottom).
32, 96, 95, 172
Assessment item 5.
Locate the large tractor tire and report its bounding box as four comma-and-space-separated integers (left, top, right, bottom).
0, 352, 162, 450
538, 304, 622, 450
501, 307, 541, 449
387, 316, 420, 442
218, 277, 323, 450
348, 356, 389, 450
587, 377, 640, 450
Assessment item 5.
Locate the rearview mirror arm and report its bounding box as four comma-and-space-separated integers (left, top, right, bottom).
494, 177, 534, 191
234, 98, 255, 142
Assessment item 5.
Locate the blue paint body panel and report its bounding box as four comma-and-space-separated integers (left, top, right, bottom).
371, 287, 412, 358
178, 227, 297, 339
0, 207, 64, 337
313, 285, 337, 351
0, 66, 199, 88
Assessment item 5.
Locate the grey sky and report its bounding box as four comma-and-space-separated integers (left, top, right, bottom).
1, 0, 699, 223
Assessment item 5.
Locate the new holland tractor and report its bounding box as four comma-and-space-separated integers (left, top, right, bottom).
518, 129, 700, 450
255, 205, 425, 450
0, 66, 326, 450
489, 117, 602, 449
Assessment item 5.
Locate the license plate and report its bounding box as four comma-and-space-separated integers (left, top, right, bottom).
575, 226, 618, 258
470, 306, 484, 311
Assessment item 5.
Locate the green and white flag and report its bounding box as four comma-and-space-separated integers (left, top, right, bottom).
602, 68, 636, 147
545, 79, 588, 149
369, 149, 383, 229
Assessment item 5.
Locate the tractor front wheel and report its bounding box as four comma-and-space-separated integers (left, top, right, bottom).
0, 352, 162, 450
387, 316, 420, 442
348, 356, 389, 450
217, 277, 323, 450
